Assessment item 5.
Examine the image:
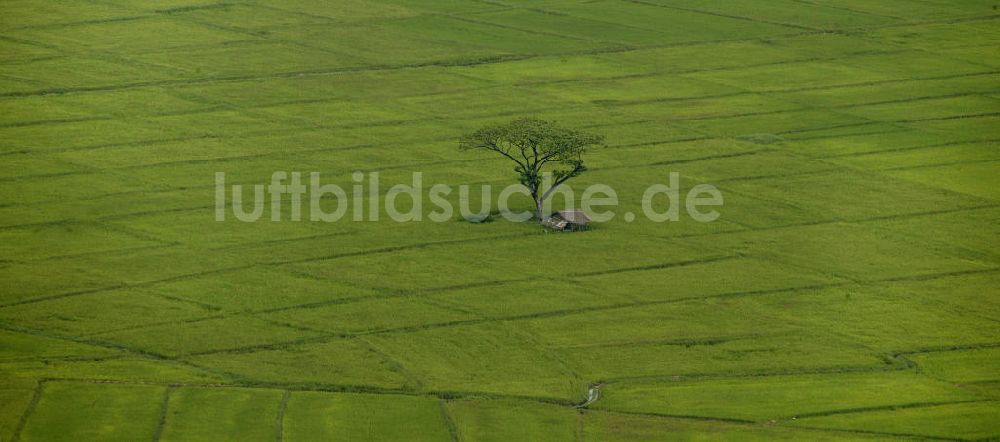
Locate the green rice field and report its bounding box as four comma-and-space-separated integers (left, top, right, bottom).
1, 0, 999, 440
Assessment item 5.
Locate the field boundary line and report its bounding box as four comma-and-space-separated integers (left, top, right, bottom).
662, 203, 1000, 240
0, 134, 220, 159
593, 148, 772, 173
586, 407, 756, 424
827, 90, 1000, 111
712, 166, 844, 184
241, 2, 358, 25
443, 13, 607, 44
567, 255, 738, 277
3, 71, 991, 181
356, 337, 427, 390
601, 341, 1000, 385
895, 342, 1000, 358
0, 353, 130, 364
15, 372, 993, 441
649, 150, 761, 166
3, 243, 180, 266
0, 102, 230, 130
38, 376, 586, 406
622, 0, 818, 31
554, 333, 767, 350
850, 11, 1000, 31
7, 237, 992, 356
108, 266, 1000, 362
895, 111, 1000, 124
881, 158, 1000, 172
0, 137, 454, 210
0, 233, 535, 309
589, 408, 968, 441
601, 361, 909, 385
0, 31, 820, 99
151, 385, 174, 441
758, 71, 1000, 96
268, 233, 536, 267
789, 127, 905, 142
0, 12, 994, 100
0, 284, 129, 309
788, 0, 909, 20
0, 34, 62, 51
251, 315, 335, 337
81, 313, 234, 339
821, 138, 1000, 160
9, 380, 45, 442
5, 14, 152, 32
438, 399, 460, 442
364, 282, 844, 335
638, 102, 1000, 135
206, 230, 358, 252
0, 321, 235, 380
576, 411, 585, 442
714, 158, 1000, 206
253, 274, 550, 315
185, 267, 999, 357
481, 0, 705, 35
274, 390, 290, 442
782, 399, 995, 420
783, 423, 966, 441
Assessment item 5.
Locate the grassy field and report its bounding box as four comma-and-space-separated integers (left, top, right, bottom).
1, 0, 999, 440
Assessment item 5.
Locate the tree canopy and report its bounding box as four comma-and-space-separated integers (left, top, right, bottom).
460, 118, 604, 221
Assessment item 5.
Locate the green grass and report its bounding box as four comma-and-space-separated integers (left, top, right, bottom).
367, 323, 585, 400
582, 410, 880, 441
1, 357, 227, 384
160, 387, 284, 441
597, 371, 980, 421
445, 398, 578, 441
0, 0, 998, 440
282, 391, 452, 441
185, 338, 411, 389
789, 401, 1000, 440
0, 378, 37, 441
19, 382, 165, 442
910, 347, 1000, 383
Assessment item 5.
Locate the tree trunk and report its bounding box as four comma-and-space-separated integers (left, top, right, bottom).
535, 197, 544, 223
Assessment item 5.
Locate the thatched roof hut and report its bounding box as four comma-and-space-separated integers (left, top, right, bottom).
543, 210, 590, 231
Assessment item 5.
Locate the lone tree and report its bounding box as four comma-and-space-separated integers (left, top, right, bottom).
460, 118, 604, 222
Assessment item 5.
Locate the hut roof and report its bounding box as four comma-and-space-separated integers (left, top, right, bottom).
556, 210, 590, 225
